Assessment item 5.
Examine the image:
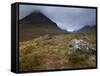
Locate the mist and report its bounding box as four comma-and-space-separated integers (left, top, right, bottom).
19, 5, 96, 32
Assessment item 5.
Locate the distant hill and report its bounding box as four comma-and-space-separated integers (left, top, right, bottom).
19, 11, 65, 41
75, 25, 96, 33
20, 11, 57, 25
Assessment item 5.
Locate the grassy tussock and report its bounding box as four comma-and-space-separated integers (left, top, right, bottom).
19, 33, 96, 71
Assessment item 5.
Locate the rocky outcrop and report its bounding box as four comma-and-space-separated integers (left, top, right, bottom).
68, 39, 96, 55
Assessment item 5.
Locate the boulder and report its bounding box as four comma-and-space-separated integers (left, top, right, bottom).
68, 38, 96, 55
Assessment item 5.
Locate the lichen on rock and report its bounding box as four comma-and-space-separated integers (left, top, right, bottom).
68, 38, 96, 55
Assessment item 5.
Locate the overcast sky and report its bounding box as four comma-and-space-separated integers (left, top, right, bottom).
19, 5, 96, 32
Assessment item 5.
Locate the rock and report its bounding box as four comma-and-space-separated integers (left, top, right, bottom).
40, 34, 52, 40
68, 38, 96, 55
89, 48, 96, 54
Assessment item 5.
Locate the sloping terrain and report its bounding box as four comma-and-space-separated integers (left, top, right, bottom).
19, 33, 96, 71
76, 25, 96, 33
19, 11, 64, 41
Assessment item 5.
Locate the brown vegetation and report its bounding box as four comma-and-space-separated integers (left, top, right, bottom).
19, 33, 96, 71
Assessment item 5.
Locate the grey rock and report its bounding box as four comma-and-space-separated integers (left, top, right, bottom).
68, 39, 96, 55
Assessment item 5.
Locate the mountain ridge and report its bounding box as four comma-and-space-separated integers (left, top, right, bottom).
19, 11, 65, 41
20, 11, 57, 25
75, 25, 96, 33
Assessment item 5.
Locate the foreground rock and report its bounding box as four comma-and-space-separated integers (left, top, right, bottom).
68, 39, 96, 55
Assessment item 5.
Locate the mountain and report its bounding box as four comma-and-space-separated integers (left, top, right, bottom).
20, 11, 57, 25
75, 25, 96, 33
19, 11, 64, 41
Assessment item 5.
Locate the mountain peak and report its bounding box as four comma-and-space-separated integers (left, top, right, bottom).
75, 25, 96, 33
20, 11, 55, 25
26, 11, 45, 18
19, 11, 65, 41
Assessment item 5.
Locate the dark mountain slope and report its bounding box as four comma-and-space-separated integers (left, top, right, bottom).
75, 25, 96, 33
19, 11, 65, 41
20, 11, 57, 25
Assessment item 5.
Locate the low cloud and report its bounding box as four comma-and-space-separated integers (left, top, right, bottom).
19, 5, 96, 31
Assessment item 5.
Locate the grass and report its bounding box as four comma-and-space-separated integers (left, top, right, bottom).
19, 33, 96, 71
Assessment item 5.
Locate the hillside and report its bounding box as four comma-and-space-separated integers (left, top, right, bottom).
75, 25, 96, 33
19, 11, 64, 41
19, 33, 96, 71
